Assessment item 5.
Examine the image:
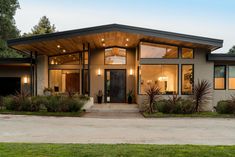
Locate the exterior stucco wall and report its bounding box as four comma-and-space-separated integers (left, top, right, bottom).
137, 48, 215, 111
90, 48, 136, 103
0, 65, 31, 93
37, 55, 48, 95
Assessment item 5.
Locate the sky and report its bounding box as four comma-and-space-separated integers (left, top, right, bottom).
15, 0, 235, 53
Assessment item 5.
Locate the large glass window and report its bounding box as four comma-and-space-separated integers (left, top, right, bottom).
182, 48, 194, 59
139, 65, 178, 94
229, 65, 235, 90
105, 48, 126, 64
182, 65, 194, 94
49, 70, 80, 93
49, 54, 80, 65
214, 65, 226, 90
140, 42, 178, 58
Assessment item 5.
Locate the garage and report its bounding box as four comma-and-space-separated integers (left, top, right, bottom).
0, 77, 21, 96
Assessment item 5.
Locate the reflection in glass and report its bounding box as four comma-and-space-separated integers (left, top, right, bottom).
229, 66, 235, 89
182, 65, 194, 94
49, 54, 80, 65
214, 65, 226, 90
105, 48, 126, 64
140, 42, 178, 58
139, 65, 178, 94
49, 70, 80, 93
182, 48, 194, 59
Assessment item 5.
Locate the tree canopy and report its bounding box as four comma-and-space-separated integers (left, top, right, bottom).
0, 0, 22, 58
228, 45, 235, 54
23, 16, 56, 36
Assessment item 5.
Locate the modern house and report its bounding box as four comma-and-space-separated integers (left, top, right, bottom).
1, 24, 235, 110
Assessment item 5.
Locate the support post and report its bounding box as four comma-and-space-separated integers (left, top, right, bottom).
88, 43, 91, 96
82, 43, 85, 95
35, 51, 38, 96
30, 51, 33, 96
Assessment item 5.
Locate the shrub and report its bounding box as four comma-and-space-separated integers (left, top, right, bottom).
155, 99, 172, 113
78, 95, 90, 101
45, 96, 61, 112
31, 96, 48, 112
173, 99, 194, 114
45, 96, 84, 112
2, 96, 14, 110
216, 100, 235, 114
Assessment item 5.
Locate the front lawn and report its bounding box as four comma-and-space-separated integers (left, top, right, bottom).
0, 110, 84, 117
0, 143, 234, 157
143, 112, 235, 118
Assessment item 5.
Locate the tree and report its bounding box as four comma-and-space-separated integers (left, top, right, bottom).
228, 45, 235, 54
0, 0, 22, 58
23, 16, 56, 36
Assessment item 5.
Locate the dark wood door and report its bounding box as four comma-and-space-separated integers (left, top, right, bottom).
105, 70, 126, 103
66, 73, 80, 93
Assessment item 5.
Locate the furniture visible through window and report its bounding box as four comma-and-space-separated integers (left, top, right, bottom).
139, 65, 178, 94
214, 65, 226, 90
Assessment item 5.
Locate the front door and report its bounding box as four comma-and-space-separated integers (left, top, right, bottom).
105, 69, 126, 103
66, 73, 80, 93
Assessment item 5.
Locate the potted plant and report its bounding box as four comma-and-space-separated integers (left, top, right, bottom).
97, 90, 103, 104
43, 87, 53, 96
127, 89, 134, 104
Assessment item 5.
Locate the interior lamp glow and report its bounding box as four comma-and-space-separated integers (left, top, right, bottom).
97, 68, 101, 76
130, 69, 133, 75
158, 76, 168, 81
23, 76, 28, 84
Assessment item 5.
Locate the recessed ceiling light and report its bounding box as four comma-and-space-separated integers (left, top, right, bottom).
63, 49, 66, 53
101, 38, 105, 42
69, 55, 72, 57
57, 45, 61, 48
103, 43, 106, 46
125, 44, 128, 47
126, 38, 129, 42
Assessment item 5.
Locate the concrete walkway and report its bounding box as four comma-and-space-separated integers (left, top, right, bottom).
0, 114, 235, 145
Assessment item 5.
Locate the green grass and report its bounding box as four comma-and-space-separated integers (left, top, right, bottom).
0, 110, 84, 117
0, 143, 234, 157
143, 112, 235, 118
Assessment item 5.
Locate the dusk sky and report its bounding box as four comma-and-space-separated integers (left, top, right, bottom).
15, 0, 235, 53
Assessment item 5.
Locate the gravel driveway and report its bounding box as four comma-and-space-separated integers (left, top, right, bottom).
0, 114, 235, 145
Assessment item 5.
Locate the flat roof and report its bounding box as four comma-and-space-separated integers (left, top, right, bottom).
7, 24, 223, 56
207, 53, 235, 62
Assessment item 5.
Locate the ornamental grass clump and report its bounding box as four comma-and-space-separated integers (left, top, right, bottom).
145, 84, 161, 113
193, 79, 212, 112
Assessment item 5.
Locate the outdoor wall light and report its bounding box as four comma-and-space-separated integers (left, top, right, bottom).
129, 68, 134, 76
23, 76, 29, 84
97, 68, 101, 76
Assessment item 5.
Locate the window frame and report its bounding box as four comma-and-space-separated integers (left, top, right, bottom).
228, 65, 235, 90
214, 65, 226, 90
139, 42, 179, 59
138, 64, 179, 95
181, 47, 194, 59
48, 53, 81, 65
181, 64, 194, 95
104, 47, 127, 65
